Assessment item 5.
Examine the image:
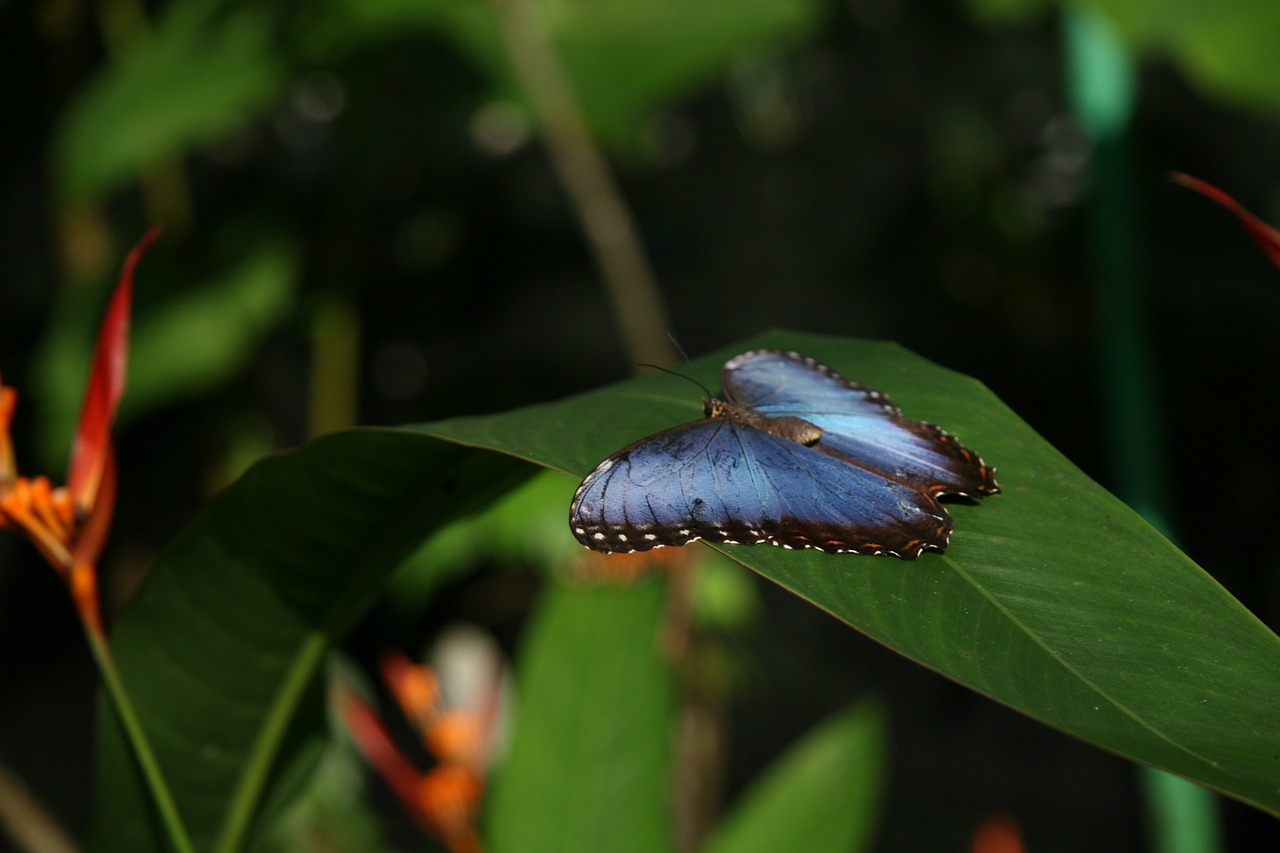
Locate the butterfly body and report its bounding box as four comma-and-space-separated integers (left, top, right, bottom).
705, 398, 823, 446
570, 350, 998, 560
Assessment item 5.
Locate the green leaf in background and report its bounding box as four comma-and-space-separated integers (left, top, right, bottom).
55, 0, 287, 202
89, 431, 533, 851
385, 470, 580, 615
700, 700, 887, 853
316, 0, 825, 148
122, 239, 298, 420
35, 237, 297, 469
1087, 0, 1280, 109
422, 329, 1280, 817
962, 0, 1280, 110
485, 578, 676, 853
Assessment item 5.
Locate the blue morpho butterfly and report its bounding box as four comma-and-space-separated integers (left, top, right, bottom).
569, 349, 999, 560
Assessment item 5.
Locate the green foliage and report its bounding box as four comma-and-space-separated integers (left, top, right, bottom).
486, 579, 676, 853
316, 0, 827, 150
46, 0, 1280, 216
123, 240, 299, 417
54, 0, 827, 201
55, 0, 286, 202
1090, 0, 1280, 109
960, 0, 1051, 26
700, 701, 886, 853
689, 551, 762, 633
963, 0, 1280, 110
260, 661, 403, 853
92, 331, 1280, 851
385, 470, 580, 616
89, 432, 533, 851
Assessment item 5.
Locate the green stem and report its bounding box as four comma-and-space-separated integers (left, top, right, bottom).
213, 631, 330, 853
489, 0, 676, 371
84, 622, 197, 853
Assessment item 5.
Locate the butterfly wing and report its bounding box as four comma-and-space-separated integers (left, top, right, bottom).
569, 417, 952, 559
721, 350, 999, 497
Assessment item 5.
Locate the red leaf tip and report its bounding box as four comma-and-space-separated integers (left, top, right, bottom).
1171, 172, 1280, 270
67, 227, 160, 514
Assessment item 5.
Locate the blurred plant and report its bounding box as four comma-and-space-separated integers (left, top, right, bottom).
0, 228, 195, 853
338, 640, 505, 853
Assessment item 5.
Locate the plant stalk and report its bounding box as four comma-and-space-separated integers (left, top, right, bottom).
84, 620, 196, 853
489, 0, 676, 370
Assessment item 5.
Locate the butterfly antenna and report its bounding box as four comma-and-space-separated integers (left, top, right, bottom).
666, 332, 694, 367
637, 362, 715, 399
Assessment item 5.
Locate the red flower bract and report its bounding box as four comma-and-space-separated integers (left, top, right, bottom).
68, 227, 157, 514
0, 227, 159, 632
1172, 172, 1280, 270
338, 648, 495, 853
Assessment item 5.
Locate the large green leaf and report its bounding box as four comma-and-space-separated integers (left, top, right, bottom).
89, 431, 533, 851
423, 329, 1280, 816
486, 579, 676, 853
92, 330, 1280, 853
700, 700, 887, 853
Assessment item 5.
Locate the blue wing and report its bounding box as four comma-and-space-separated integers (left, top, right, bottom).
569, 417, 952, 559
720, 350, 999, 497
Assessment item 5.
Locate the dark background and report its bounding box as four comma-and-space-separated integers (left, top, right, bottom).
3, 0, 1280, 850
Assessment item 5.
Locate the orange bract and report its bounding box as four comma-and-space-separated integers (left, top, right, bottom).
0, 228, 158, 633
426, 710, 483, 768
0, 474, 77, 572
380, 649, 441, 730
416, 764, 483, 834
0, 384, 16, 487
341, 646, 501, 853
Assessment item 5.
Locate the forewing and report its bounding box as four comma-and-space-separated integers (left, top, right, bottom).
721, 350, 999, 497
569, 418, 952, 559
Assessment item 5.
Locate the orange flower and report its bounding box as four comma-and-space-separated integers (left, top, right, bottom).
0, 227, 158, 633
338, 644, 502, 853
413, 766, 483, 853
1172, 172, 1280, 270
